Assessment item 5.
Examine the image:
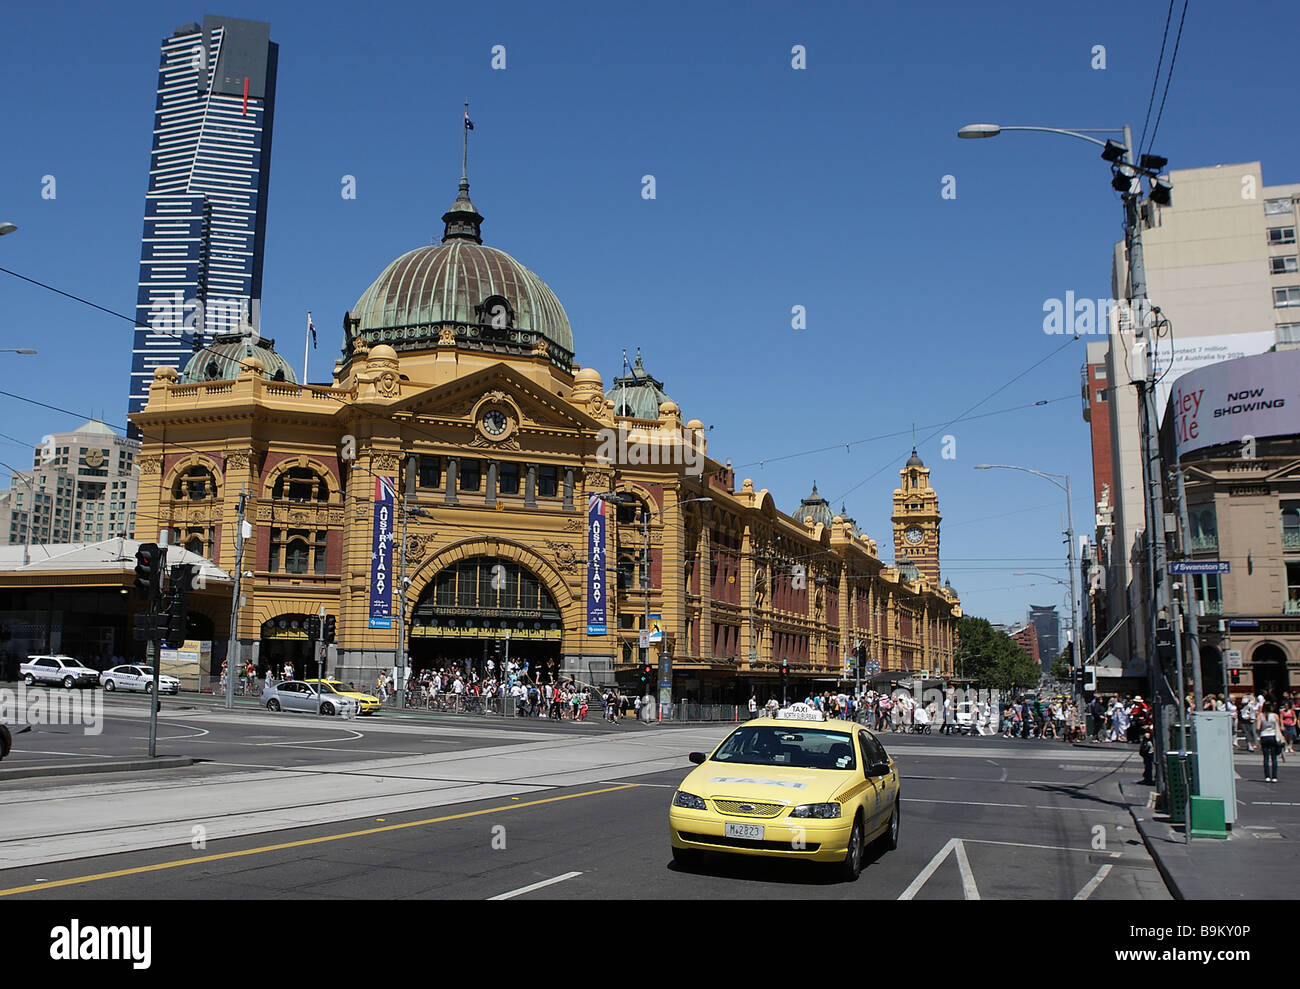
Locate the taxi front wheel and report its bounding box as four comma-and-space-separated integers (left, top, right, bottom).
879, 797, 901, 851
837, 819, 864, 882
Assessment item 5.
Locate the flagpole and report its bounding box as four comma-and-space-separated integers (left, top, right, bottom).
303, 310, 311, 384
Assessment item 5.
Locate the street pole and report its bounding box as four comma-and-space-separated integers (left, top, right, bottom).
1062, 473, 1081, 713
1174, 467, 1204, 708
642, 506, 650, 712
148, 529, 169, 758
225, 488, 246, 710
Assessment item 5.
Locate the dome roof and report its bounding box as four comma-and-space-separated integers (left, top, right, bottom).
906, 447, 925, 467
606, 349, 674, 419
351, 241, 574, 358
179, 332, 297, 385
796, 482, 835, 529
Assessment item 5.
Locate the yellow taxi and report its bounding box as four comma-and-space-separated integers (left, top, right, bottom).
669, 704, 900, 880
303, 679, 383, 715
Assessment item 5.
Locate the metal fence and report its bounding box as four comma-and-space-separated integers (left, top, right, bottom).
199, 676, 264, 699
658, 703, 744, 723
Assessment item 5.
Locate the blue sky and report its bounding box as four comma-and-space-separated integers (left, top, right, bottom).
2, 0, 1296, 627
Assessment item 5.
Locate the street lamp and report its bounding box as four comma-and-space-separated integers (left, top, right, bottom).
0, 349, 36, 355
975, 464, 1079, 701
0, 222, 16, 236
959, 119, 1175, 788
596, 491, 712, 713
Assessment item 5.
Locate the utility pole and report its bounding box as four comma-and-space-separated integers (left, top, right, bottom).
1174, 467, 1204, 708
148, 530, 168, 758
225, 488, 247, 710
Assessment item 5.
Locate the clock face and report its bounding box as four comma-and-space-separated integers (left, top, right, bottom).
905, 526, 924, 545
481, 410, 508, 437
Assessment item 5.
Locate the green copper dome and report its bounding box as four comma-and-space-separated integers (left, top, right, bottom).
606, 349, 673, 419
179, 332, 297, 384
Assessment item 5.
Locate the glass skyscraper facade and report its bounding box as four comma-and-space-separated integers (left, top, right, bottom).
128, 15, 277, 435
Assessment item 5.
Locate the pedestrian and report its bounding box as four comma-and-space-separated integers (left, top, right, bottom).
748, 694, 758, 720
1281, 699, 1297, 756
1139, 727, 1155, 785
1242, 694, 1260, 752
1259, 701, 1284, 782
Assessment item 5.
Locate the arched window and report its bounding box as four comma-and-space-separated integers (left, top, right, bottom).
185, 535, 204, 555
272, 467, 329, 503
173, 464, 218, 501
285, 540, 310, 575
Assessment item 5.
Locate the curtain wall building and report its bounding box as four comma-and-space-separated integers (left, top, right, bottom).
127, 15, 278, 436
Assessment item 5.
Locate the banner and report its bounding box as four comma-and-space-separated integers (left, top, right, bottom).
1169, 349, 1300, 457
587, 495, 607, 635
369, 476, 396, 629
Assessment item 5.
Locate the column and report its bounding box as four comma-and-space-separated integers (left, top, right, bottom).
485, 461, 497, 507
444, 457, 459, 506
699, 513, 712, 660
563, 468, 574, 511
524, 464, 537, 508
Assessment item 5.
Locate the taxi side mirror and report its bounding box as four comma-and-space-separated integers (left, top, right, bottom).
868, 761, 891, 777
688, 752, 707, 764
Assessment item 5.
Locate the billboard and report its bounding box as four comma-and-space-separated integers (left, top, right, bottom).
1168, 348, 1300, 457
587, 495, 607, 635
1152, 331, 1277, 422
369, 476, 396, 629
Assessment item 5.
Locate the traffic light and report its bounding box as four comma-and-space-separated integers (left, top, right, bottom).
323, 615, 336, 645
166, 593, 188, 645
1155, 622, 1176, 662
170, 563, 201, 594
306, 616, 322, 641
639, 663, 652, 685
134, 543, 163, 600
1231, 668, 1240, 685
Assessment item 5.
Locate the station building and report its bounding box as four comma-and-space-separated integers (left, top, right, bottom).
128, 165, 962, 700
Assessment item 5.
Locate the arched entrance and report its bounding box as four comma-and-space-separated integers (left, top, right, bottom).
409, 556, 563, 683
1251, 642, 1290, 700
260, 614, 324, 679
1200, 645, 1223, 696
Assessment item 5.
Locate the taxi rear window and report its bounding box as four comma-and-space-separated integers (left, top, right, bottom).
713, 726, 856, 771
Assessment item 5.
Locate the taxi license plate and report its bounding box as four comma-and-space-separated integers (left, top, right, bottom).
725, 822, 764, 841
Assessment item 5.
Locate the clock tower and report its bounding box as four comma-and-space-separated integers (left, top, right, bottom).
892, 448, 941, 585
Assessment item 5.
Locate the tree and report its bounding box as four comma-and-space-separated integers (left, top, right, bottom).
955, 616, 1040, 690
1051, 642, 1074, 682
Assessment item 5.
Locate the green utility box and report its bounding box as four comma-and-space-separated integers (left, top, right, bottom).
1166, 754, 1190, 824
1189, 796, 1228, 838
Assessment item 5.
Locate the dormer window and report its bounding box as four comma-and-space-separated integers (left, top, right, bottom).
476, 295, 514, 330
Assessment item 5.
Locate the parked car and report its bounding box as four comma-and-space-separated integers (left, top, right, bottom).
302, 678, 381, 715
262, 679, 356, 717
101, 665, 181, 695
20, 655, 100, 689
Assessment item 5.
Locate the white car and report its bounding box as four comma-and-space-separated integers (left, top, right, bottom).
101, 665, 181, 695
21, 655, 100, 689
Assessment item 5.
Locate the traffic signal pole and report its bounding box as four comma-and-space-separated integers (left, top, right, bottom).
148, 531, 168, 758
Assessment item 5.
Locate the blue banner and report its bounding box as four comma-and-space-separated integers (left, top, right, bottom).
587, 495, 607, 635
369, 476, 395, 629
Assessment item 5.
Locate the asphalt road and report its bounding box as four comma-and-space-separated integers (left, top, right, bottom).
0, 723, 1172, 901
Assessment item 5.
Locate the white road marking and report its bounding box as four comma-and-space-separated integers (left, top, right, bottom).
905, 797, 1116, 815
962, 837, 1121, 857
953, 838, 980, 900
256, 729, 365, 746
1074, 864, 1113, 900
898, 838, 959, 900
908, 797, 1026, 809
488, 871, 583, 900
2, 749, 115, 759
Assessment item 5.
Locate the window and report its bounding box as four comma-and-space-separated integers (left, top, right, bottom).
173, 465, 217, 501
499, 462, 520, 495
1274, 286, 1300, 308
1094, 367, 1107, 380
1266, 198, 1294, 216
1271, 255, 1299, 274
537, 465, 558, 498
418, 456, 441, 489
269, 529, 327, 575
460, 459, 481, 492
1283, 503, 1300, 549
1192, 574, 1222, 615
1096, 389, 1107, 403
1278, 324, 1300, 345
273, 467, 328, 502
1190, 506, 1218, 551
185, 535, 204, 555
1269, 227, 1296, 246
1287, 563, 1300, 614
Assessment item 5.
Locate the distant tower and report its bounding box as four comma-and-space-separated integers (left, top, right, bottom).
127, 15, 278, 436
892, 448, 942, 584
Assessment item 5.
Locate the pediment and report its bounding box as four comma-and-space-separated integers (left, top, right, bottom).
389, 363, 604, 434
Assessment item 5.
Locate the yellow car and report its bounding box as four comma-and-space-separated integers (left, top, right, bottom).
669, 705, 901, 880
304, 679, 382, 715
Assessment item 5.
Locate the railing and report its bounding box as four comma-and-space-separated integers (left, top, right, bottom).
1191, 533, 1219, 551
1283, 530, 1300, 549
658, 703, 743, 723
199, 675, 264, 698
1285, 598, 1300, 615
1199, 600, 1224, 615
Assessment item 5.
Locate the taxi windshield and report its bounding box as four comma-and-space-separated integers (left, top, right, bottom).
712, 726, 857, 771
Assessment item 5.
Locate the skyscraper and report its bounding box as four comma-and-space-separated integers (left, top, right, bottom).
127, 15, 278, 436
1028, 604, 1060, 671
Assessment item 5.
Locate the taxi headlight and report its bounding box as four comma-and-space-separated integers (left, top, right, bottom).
672, 790, 707, 811
790, 802, 841, 819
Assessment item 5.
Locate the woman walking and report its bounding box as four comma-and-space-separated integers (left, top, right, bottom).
1258, 701, 1284, 782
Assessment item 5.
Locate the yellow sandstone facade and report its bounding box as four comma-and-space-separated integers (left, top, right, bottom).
130, 171, 960, 699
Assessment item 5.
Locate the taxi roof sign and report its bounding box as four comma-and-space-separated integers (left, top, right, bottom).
775, 703, 824, 722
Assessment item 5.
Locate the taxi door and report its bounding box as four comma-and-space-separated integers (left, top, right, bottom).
855, 729, 887, 835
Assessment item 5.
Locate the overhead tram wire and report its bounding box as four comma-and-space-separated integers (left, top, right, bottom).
1137, 0, 1176, 161
1146, 0, 1190, 156
830, 332, 1081, 506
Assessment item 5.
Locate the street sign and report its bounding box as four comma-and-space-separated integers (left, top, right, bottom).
748, 649, 757, 663
1225, 649, 1242, 664
1228, 620, 1258, 629
1169, 560, 1230, 574
648, 614, 663, 642
639, 629, 649, 648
